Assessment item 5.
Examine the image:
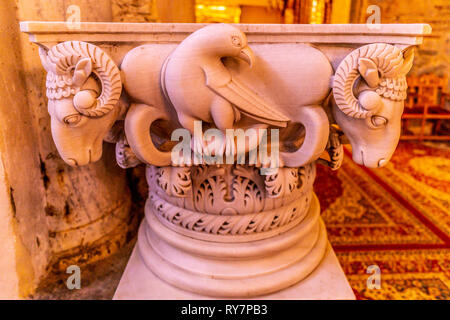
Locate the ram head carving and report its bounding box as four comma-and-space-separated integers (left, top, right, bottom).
40, 41, 123, 166
332, 43, 414, 168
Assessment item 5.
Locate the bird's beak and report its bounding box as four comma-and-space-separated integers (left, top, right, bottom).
238, 46, 254, 67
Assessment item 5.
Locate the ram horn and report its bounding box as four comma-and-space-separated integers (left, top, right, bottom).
333, 43, 404, 119
46, 41, 122, 117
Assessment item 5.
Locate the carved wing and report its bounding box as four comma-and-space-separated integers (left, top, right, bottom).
206, 74, 289, 127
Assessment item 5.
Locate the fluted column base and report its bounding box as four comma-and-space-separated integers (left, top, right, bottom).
114, 193, 355, 299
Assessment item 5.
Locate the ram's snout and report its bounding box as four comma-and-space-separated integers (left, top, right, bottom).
48, 98, 119, 167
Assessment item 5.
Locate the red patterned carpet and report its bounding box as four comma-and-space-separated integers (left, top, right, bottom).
314, 142, 450, 300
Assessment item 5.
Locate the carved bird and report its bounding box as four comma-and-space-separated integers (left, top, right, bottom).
161, 24, 289, 153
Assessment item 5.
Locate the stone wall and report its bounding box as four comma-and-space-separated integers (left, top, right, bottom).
112, 0, 157, 22
0, 0, 137, 298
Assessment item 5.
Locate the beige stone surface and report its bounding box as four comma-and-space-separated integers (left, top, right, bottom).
0, 155, 19, 299
32, 239, 135, 300
0, 0, 50, 297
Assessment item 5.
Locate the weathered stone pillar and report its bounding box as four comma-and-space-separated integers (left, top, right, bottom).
0, 0, 133, 297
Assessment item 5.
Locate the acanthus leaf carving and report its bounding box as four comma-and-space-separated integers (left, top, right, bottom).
264, 168, 299, 198
149, 191, 311, 236
157, 166, 192, 198
116, 134, 142, 169
317, 126, 344, 171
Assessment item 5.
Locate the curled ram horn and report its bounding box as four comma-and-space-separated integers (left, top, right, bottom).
45, 41, 122, 117
332, 43, 405, 119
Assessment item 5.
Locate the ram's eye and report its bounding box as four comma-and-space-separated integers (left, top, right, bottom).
64, 114, 82, 125
371, 115, 387, 127
231, 36, 241, 47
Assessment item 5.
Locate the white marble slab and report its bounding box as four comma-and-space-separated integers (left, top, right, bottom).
20, 22, 431, 45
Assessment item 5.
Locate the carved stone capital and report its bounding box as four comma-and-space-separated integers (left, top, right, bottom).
21, 22, 430, 298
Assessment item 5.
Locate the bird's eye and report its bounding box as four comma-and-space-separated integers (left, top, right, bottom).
371, 115, 388, 127
231, 36, 242, 47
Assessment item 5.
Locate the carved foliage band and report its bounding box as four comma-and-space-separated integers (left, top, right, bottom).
147, 164, 316, 215
145, 163, 316, 236
148, 190, 312, 236
157, 166, 192, 198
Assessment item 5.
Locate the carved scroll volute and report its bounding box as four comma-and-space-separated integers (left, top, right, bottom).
124, 103, 172, 167
279, 106, 329, 167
